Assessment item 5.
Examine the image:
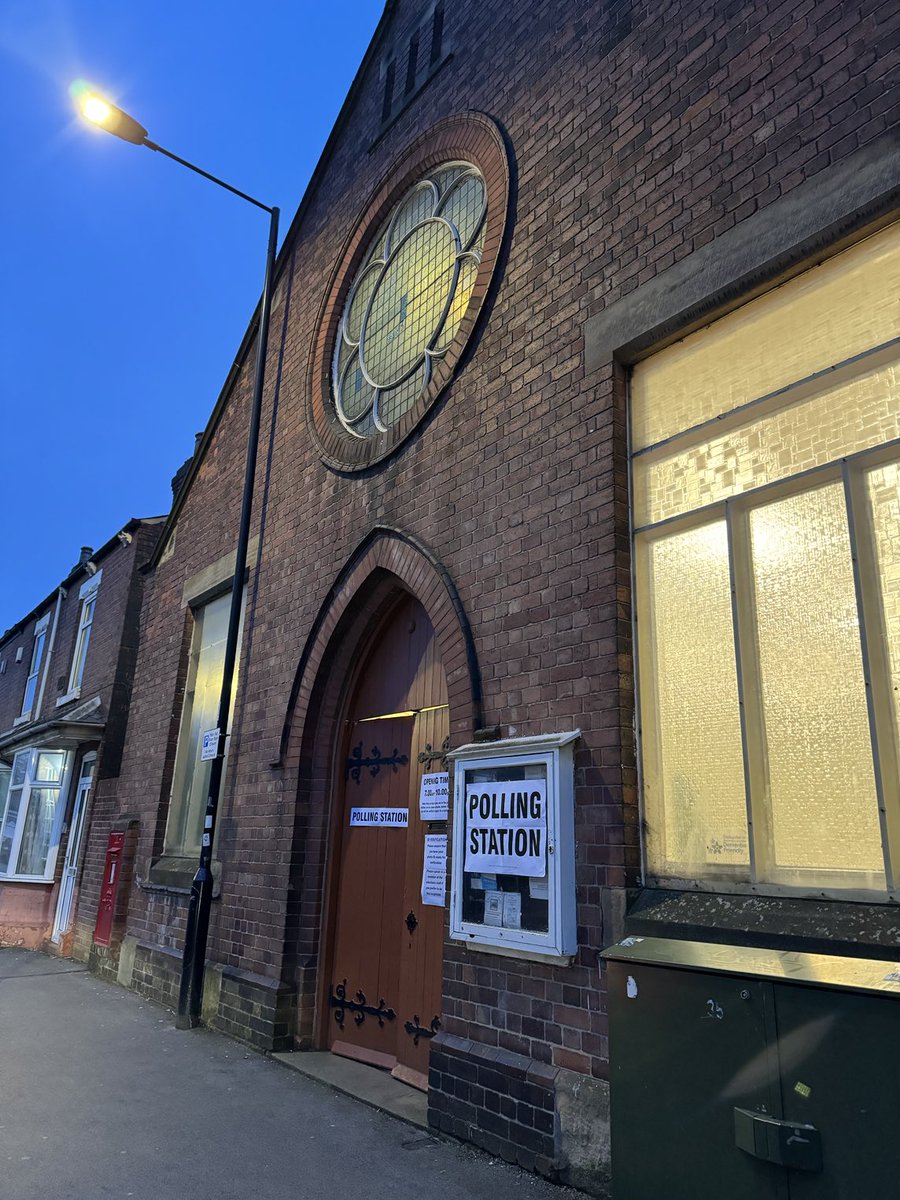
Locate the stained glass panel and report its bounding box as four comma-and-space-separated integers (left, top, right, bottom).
332, 163, 486, 434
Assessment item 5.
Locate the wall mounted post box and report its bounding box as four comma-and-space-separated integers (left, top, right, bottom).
93, 831, 125, 947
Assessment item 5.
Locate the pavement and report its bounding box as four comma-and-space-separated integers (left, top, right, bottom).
0, 948, 576, 1200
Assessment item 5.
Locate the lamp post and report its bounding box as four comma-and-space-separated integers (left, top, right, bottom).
76, 83, 280, 1028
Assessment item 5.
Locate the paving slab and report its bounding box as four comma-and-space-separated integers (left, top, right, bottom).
0, 948, 576, 1200
271, 1050, 428, 1128
0, 947, 86, 978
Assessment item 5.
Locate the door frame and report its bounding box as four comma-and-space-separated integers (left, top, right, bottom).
50, 750, 95, 944
280, 530, 483, 1056
314, 592, 436, 1053
314, 597, 403, 1050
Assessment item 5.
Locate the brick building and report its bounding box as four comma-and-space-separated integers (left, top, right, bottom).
81, 0, 899, 1192
0, 518, 162, 953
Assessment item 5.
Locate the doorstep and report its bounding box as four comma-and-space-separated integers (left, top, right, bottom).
270, 1051, 428, 1129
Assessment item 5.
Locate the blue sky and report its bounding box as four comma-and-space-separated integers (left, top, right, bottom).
0, 0, 385, 632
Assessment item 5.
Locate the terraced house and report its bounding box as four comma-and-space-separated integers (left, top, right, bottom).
0, 519, 161, 954
71, 0, 900, 1193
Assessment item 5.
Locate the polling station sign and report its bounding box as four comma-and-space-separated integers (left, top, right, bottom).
349, 807, 409, 827
464, 781, 547, 877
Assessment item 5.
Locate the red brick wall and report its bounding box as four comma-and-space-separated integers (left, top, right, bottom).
0, 614, 45, 732
0, 522, 159, 951
0, 880, 60, 949
104, 0, 899, 1087
0, 528, 153, 731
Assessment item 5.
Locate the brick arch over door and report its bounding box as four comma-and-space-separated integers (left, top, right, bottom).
276, 526, 482, 1044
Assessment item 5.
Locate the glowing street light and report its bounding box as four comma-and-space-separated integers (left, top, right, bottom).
73, 78, 279, 1031
71, 81, 149, 145
81, 95, 111, 125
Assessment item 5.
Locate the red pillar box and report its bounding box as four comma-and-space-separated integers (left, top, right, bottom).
93, 831, 125, 947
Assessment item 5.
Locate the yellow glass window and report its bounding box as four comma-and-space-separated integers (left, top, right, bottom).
333, 164, 486, 438
748, 484, 883, 886
636, 521, 748, 877
165, 592, 244, 857
632, 222, 900, 895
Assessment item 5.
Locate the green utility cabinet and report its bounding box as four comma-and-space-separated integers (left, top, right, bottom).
602, 937, 900, 1199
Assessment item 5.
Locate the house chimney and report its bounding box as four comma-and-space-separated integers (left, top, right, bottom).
70, 546, 93, 574
170, 432, 204, 501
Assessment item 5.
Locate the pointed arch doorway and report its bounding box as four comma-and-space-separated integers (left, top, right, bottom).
324, 593, 448, 1091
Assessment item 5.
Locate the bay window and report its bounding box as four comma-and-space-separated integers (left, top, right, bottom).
0, 748, 70, 881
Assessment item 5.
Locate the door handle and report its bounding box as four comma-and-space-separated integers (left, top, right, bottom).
405, 911, 418, 933
734, 1108, 822, 1172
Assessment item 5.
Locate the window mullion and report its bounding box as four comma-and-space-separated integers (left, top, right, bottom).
7, 751, 34, 878
842, 460, 897, 894
44, 762, 70, 880
725, 500, 768, 884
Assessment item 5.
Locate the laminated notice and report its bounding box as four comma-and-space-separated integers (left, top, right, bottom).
421, 834, 448, 906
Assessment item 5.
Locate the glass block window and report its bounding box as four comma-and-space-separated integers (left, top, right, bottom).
0, 747, 69, 881
632, 222, 900, 896
332, 163, 486, 438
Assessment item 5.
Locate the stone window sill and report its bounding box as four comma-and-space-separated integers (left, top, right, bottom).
145, 855, 221, 898
625, 887, 900, 960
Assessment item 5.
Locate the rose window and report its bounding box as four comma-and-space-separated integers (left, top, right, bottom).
332, 162, 487, 437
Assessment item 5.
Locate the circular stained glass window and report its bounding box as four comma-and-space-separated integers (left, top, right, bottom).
332, 163, 487, 438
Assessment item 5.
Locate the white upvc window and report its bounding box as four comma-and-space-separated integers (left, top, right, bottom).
449, 732, 579, 962
19, 612, 50, 719
65, 571, 102, 700
0, 747, 72, 882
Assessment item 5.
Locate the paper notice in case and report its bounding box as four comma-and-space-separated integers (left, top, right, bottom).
528, 873, 549, 900
464, 780, 547, 876
419, 772, 449, 821
483, 891, 522, 929
484, 892, 504, 926
421, 834, 447, 906
501, 892, 522, 929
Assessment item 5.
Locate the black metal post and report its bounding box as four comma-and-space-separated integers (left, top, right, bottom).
171, 189, 279, 1028
76, 108, 281, 1028
145, 140, 273, 213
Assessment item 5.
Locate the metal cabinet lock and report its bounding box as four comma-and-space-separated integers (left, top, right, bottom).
734, 1107, 822, 1172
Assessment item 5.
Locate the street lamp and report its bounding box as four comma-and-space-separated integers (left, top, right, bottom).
75, 81, 280, 1029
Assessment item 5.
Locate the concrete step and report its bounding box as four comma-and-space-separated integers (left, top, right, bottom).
271, 1050, 429, 1129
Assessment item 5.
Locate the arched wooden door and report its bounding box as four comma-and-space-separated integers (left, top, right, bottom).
325, 595, 449, 1090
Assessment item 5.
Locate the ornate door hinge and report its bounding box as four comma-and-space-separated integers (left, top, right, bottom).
329, 980, 396, 1030
404, 1014, 441, 1045
346, 742, 409, 783
417, 736, 451, 770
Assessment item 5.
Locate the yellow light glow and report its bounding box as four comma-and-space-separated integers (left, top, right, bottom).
81, 95, 112, 126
